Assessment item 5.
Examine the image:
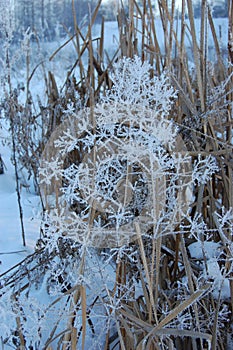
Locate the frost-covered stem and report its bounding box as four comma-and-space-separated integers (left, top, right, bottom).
25, 36, 31, 104
2, 6, 26, 247
226, 0, 233, 208
150, 158, 161, 311
196, 183, 205, 215
61, 249, 86, 347
12, 293, 26, 347
55, 182, 59, 214
9, 110, 26, 246
5, 44, 12, 93
123, 162, 132, 208
62, 286, 81, 347
180, 235, 202, 336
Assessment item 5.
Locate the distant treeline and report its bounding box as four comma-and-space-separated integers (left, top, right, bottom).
193, 0, 228, 18
7, 0, 116, 41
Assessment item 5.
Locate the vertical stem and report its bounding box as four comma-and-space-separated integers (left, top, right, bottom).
4, 34, 26, 247
227, 0, 233, 209
167, 0, 175, 67
26, 36, 30, 105
9, 107, 26, 246
127, 0, 134, 58
141, 0, 146, 62
200, 0, 207, 108
148, 0, 161, 73
186, 0, 205, 112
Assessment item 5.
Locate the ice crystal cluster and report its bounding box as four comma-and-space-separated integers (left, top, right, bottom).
39, 56, 193, 248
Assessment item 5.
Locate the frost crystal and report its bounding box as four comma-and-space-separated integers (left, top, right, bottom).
102, 56, 177, 112
192, 154, 219, 185
0, 289, 16, 338
39, 157, 63, 185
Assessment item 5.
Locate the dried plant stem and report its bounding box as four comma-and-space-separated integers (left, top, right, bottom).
9, 110, 26, 247
186, 0, 205, 112
135, 222, 158, 324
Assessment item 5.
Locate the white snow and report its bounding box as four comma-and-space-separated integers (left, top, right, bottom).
0, 123, 41, 274
189, 240, 231, 300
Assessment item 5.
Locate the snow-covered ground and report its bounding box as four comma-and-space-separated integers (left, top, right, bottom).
0, 123, 42, 275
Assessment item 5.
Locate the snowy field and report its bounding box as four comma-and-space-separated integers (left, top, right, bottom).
0, 124, 42, 274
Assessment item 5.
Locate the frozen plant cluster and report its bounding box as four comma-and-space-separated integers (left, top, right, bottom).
192, 154, 219, 185
40, 56, 193, 248
1, 56, 227, 349
102, 56, 177, 112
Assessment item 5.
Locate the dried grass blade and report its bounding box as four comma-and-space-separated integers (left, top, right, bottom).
99, 17, 104, 66
180, 235, 203, 333
135, 283, 210, 349
154, 234, 162, 309
119, 314, 137, 349
127, 0, 134, 57
135, 222, 158, 324
49, 34, 75, 61
147, 0, 162, 73
154, 328, 212, 343
15, 315, 25, 347
167, 0, 175, 66
116, 318, 127, 350
170, 75, 197, 115
121, 305, 152, 329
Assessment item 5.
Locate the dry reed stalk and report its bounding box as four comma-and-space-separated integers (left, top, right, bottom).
88, 23, 95, 109
135, 222, 158, 325
15, 315, 26, 348
186, 0, 205, 112
140, 0, 146, 62
147, 0, 162, 73
177, 0, 190, 124
127, 0, 134, 58
96, 17, 105, 88
81, 285, 87, 350
137, 283, 210, 347
207, 6, 225, 80
61, 288, 81, 349
120, 311, 213, 348
180, 234, 204, 349
154, 233, 162, 311
227, 0, 233, 210
72, 0, 85, 84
